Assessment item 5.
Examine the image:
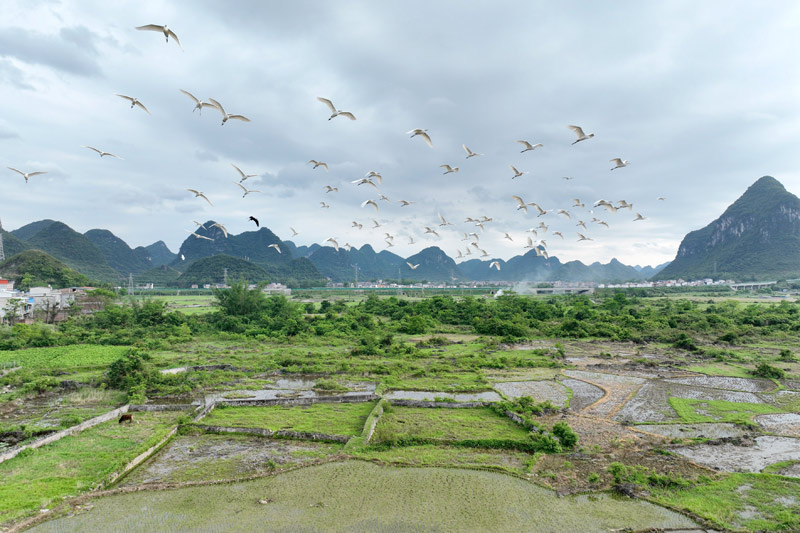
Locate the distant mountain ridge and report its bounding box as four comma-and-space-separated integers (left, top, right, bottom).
655, 176, 800, 281
4, 218, 670, 286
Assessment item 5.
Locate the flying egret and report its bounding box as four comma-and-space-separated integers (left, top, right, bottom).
379, 194, 390, 202
324, 185, 338, 193
290, 226, 298, 236
232, 164, 257, 182
211, 222, 228, 238
234, 182, 261, 197
343, 243, 353, 252
317, 97, 356, 120
568, 125, 594, 144
462, 144, 482, 158
208, 98, 250, 125
557, 209, 571, 219
440, 164, 459, 175
308, 160, 329, 171
186, 230, 213, 241
364, 171, 383, 184
424, 226, 440, 237
179, 89, 214, 114
186, 189, 212, 205
511, 195, 531, 213
610, 158, 630, 170
136, 24, 183, 50
504, 233, 513, 242
489, 261, 501, 271
456, 250, 463, 258
371, 219, 382, 228
576, 220, 587, 230
577, 233, 593, 241
361, 199, 379, 212
398, 200, 415, 207
408, 236, 416, 244
352, 177, 378, 189
325, 238, 339, 251
116, 94, 151, 115
510, 165, 528, 179
407, 262, 420, 270
320, 202, 330, 208
572, 198, 584, 208
562, 176, 574, 180
352, 221, 363, 230
553, 231, 564, 239
267, 243, 281, 253
633, 213, 646, 221
192, 220, 206, 230
83, 146, 123, 159
658, 197, 666, 201
524, 237, 535, 249
438, 213, 453, 226
516, 140, 543, 153
407, 129, 433, 147
8, 167, 47, 183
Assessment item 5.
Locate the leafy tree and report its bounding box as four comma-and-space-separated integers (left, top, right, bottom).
213, 280, 267, 317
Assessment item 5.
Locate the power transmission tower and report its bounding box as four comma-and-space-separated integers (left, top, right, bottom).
353, 264, 359, 287
0, 216, 5, 262
127, 273, 134, 296
223, 267, 228, 286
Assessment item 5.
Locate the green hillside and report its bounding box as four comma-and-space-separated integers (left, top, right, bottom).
655, 176, 800, 281
24, 222, 122, 283
11, 219, 57, 241
1, 230, 29, 258
177, 255, 270, 285
141, 241, 176, 267
84, 229, 152, 275
0, 250, 93, 288
404, 247, 463, 281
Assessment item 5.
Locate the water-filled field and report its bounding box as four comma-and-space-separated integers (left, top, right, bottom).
31, 461, 700, 532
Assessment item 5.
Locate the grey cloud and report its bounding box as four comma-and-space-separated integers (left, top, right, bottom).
194, 149, 218, 162
0, 58, 34, 90
0, 25, 104, 76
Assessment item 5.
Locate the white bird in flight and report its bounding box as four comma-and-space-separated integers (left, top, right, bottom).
308, 160, 329, 171
504, 233, 513, 242
268, 243, 282, 253
462, 144, 482, 158
208, 98, 250, 125
186, 229, 213, 241
83, 146, 123, 159
290, 227, 299, 236
440, 164, 459, 175
361, 199, 379, 212
317, 97, 356, 120
8, 167, 47, 183
234, 182, 261, 197
210, 222, 228, 238
577, 233, 593, 241
424, 226, 440, 237
633, 213, 646, 221
364, 171, 383, 184
325, 237, 339, 252
407, 262, 420, 270
324, 185, 338, 193
489, 261, 501, 271
557, 209, 571, 219
352, 177, 378, 189
407, 129, 433, 147
553, 231, 564, 239
320, 202, 330, 209
438, 213, 453, 226
371, 219, 382, 228
568, 125, 594, 144
398, 200, 415, 207
232, 164, 258, 182
116, 94, 151, 115
179, 89, 214, 114
510, 165, 528, 179
516, 140, 543, 153
136, 24, 183, 50
610, 158, 630, 170
186, 189, 212, 205
192, 220, 206, 230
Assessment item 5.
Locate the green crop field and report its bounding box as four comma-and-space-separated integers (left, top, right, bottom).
0, 345, 130, 370
0, 411, 181, 524
200, 402, 376, 437
668, 397, 783, 425
373, 406, 529, 443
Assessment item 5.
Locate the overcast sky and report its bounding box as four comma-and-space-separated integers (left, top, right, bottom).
2, 1, 799, 267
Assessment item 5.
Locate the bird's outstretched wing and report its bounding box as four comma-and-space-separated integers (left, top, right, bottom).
316, 97, 336, 113
180, 89, 200, 104
568, 125, 585, 137
338, 112, 356, 120
166, 28, 183, 50
228, 114, 250, 122
136, 24, 164, 32
134, 101, 151, 115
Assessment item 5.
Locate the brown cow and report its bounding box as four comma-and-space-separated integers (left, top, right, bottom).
118, 414, 133, 424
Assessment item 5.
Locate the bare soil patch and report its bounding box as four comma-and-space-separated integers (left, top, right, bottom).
492, 381, 568, 406
675, 436, 800, 473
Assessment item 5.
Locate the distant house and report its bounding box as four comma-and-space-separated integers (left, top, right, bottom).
262, 283, 291, 296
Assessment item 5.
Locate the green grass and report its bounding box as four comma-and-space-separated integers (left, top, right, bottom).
373, 406, 529, 443
685, 363, 754, 378
668, 397, 783, 425
0, 411, 180, 525
649, 473, 800, 531
381, 373, 490, 393
200, 402, 376, 437
0, 345, 130, 370
29, 461, 698, 532
353, 443, 530, 474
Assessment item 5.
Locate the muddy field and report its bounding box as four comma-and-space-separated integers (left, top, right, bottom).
492, 380, 568, 406
675, 436, 800, 473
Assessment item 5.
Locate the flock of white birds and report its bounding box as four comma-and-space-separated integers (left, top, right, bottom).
6, 23, 661, 273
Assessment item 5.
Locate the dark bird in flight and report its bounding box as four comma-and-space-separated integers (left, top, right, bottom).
249, 216, 259, 227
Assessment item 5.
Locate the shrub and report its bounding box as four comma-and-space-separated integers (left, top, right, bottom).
106, 349, 153, 390
752, 362, 785, 379
552, 421, 579, 449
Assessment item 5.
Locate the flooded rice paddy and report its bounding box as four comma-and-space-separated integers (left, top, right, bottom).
635, 423, 751, 440
675, 436, 800, 473
492, 380, 568, 406
383, 390, 502, 402
31, 461, 700, 532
